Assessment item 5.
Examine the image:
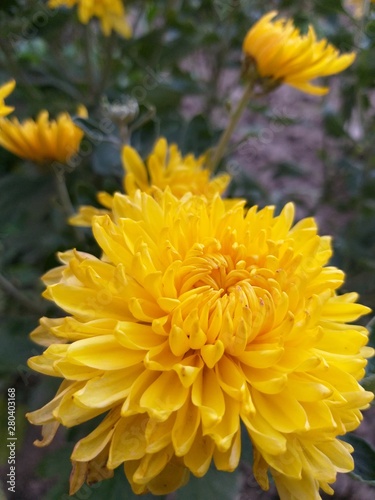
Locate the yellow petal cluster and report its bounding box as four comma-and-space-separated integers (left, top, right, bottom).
48, 0, 131, 38
27, 190, 373, 498
243, 11, 356, 95
0, 107, 87, 165
0, 80, 15, 117
70, 137, 231, 226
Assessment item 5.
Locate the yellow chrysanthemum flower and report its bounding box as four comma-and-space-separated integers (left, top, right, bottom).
27, 190, 373, 498
0, 80, 15, 117
243, 11, 356, 95
70, 137, 231, 226
0, 107, 87, 165
48, 0, 131, 38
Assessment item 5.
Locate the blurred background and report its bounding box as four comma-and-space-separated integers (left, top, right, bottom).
0, 1, 375, 498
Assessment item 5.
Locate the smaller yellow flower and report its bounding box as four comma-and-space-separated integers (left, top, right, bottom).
0, 107, 87, 165
48, 0, 132, 38
122, 138, 230, 198
70, 137, 231, 226
243, 11, 356, 95
0, 80, 15, 117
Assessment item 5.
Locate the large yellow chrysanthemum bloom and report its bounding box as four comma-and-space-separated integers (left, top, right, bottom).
0, 80, 15, 117
243, 11, 356, 95
0, 107, 87, 165
70, 137, 231, 226
48, 0, 131, 38
27, 190, 373, 498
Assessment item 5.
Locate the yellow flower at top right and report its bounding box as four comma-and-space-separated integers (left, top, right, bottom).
243, 11, 356, 95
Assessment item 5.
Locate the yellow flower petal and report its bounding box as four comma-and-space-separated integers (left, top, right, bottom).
213, 427, 241, 471
183, 430, 214, 477
252, 388, 309, 433
74, 365, 143, 408
147, 459, 190, 495
108, 414, 148, 467
140, 371, 189, 421
72, 408, 121, 462
27, 190, 374, 497
172, 396, 200, 456
0, 80, 15, 117
133, 447, 174, 485
192, 367, 225, 430
243, 11, 355, 95
48, 0, 132, 38
67, 335, 145, 370
0, 107, 85, 164
145, 415, 175, 454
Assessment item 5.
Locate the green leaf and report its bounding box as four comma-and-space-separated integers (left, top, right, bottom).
272, 161, 305, 179
38, 446, 73, 500
365, 318, 375, 376
366, 21, 375, 41
225, 170, 269, 206
91, 142, 122, 177
73, 117, 116, 144
342, 434, 375, 485
0, 173, 52, 228
0, 318, 36, 374
314, 0, 345, 15
361, 374, 375, 394
181, 114, 217, 156
176, 466, 242, 500
323, 112, 346, 138
131, 118, 161, 159
71, 467, 157, 500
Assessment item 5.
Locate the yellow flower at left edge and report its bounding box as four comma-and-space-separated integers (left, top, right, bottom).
26, 189, 373, 498
70, 137, 232, 226
0, 80, 16, 117
48, 0, 132, 38
0, 106, 87, 165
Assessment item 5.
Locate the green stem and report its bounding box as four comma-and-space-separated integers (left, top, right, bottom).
0, 273, 45, 316
132, 5, 145, 37
54, 168, 75, 217
0, 38, 40, 100
53, 168, 84, 242
208, 81, 254, 172
355, 0, 370, 47
84, 24, 97, 105
94, 33, 115, 103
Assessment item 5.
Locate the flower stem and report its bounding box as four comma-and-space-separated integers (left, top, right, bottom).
84, 24, 97, 105
0, 38, 40, 101
208, 80, 254, 172
0, 273, 45, 315
53, 168, 84, 242
94, 33, 115, 103
54, 168, 75, 217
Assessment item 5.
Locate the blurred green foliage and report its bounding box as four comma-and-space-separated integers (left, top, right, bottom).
1, 0, 375, 498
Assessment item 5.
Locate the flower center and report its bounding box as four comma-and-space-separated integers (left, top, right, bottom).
195, 253, 251, 293
165, 245, 288, 366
